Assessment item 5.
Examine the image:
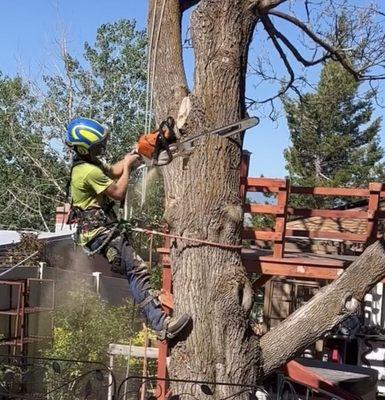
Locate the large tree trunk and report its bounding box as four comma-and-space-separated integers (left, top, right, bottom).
148, 0, 385, 397
149, 0, 259, 396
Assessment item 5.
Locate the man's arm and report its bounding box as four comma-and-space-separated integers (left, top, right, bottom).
104, 154, 140, 200
108, 159, 125, 178
108, 150, 141, 178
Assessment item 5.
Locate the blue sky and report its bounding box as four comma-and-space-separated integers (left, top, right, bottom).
0, 0, 384, 179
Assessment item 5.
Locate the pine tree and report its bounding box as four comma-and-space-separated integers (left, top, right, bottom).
284, 60, 384, 207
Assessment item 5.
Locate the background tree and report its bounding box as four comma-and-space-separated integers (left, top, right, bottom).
0, 74, 65, 231
147, 0, 385, 397
284, 25, 385, 207
43, 282, 156, 399
0, 19, 152, 231
36, 19, 148, 163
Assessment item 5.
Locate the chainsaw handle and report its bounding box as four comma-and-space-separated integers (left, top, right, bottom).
158, 116, 176, 140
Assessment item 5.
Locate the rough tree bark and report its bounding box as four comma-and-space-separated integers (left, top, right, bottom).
147, 0, 385, 397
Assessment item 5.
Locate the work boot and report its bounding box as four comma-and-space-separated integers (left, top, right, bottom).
157, 314, 191, 341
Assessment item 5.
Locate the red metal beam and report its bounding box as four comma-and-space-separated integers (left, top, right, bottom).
240, 177, 286, 193
285, 229, 367, 242
242, 229, 280, 241
156, 239, 173, 400
257, 255, 350, 267
254, 262, 342, 280
243, 252, 350, 280
273, 181, 289, 257
243, 228, 368, 243
252, 274, 272, 289
366, 183, 382, 245
244, 203, 284, 215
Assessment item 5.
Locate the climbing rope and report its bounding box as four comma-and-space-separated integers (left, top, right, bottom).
148, 0, 167, 129
140, 0, 167, 208
84, 224, 120, 256
132, 226, 242, 251
144, 0, 157, 137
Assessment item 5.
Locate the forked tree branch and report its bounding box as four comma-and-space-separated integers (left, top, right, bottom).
148, 0, 188, 122
267, 23, 330, 67
268, 10, 360, 80
249, 0, 288, 13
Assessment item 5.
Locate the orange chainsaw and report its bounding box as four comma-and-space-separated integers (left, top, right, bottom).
136, 116, 259, 166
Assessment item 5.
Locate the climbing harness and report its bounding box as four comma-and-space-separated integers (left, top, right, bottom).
68, 206, 117, 233
65, 156, 119, 251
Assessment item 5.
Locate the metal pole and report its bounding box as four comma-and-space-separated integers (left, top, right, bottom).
108, 353, 114, 400
92, 272, 102, 297
38, 262, 45, 279
123, 341, 133, 400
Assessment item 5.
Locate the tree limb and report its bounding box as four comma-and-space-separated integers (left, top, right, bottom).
268, 10, 360, 80
250, 0, 288, 13
12, 139, 65, 196
328, 1, 385, 18
266, 19, 330, 67
148, 0, 189, 122
258, 14, 296, 103
6, 189, 50, 232
259, 237, 385, 376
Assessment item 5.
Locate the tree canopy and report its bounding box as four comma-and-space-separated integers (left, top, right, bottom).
0, 74, 64, 230
0, 19, 149, 231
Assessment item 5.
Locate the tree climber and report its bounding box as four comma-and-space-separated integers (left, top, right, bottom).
65, 117, 190, 340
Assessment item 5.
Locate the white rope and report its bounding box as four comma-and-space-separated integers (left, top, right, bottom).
148, 0, 167, 125
144, 0, 158, 136
140, 167, 148, 208
140, 0, 167, 208
123, 2, 158, 216
0, 251, 39, 278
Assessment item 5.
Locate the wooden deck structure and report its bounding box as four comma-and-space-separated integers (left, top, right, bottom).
156, 152, 385, 399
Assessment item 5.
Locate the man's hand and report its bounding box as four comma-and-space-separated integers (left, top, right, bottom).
124, 153, 141, 168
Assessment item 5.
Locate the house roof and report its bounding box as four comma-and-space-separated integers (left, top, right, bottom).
0, 230, 20, 246
0, 230, 72, 248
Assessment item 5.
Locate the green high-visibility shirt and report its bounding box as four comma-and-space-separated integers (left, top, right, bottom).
71, 162, 114, 246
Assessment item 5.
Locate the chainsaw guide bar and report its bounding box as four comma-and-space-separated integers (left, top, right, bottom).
178, 116, 259, 153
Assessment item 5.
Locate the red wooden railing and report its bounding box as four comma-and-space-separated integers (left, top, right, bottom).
241, 177, 384, 248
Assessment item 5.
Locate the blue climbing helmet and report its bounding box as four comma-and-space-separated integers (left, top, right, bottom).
65, 117, 108, 155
